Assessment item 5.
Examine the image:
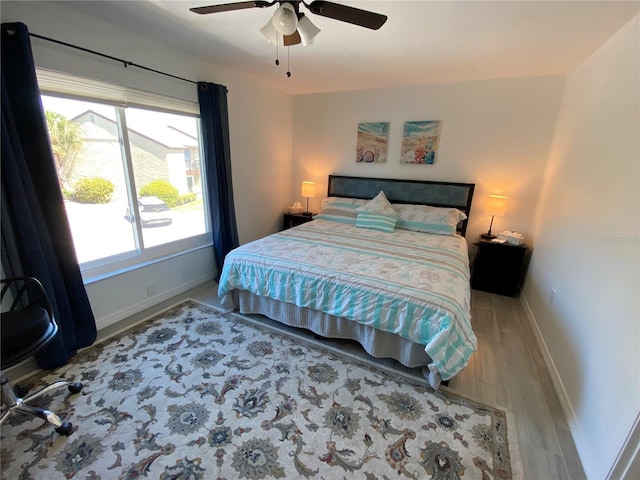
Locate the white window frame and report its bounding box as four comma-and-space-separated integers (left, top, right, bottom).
37, 69, 212, 283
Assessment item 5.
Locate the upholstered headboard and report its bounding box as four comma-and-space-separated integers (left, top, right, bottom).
327, 175, 475, 236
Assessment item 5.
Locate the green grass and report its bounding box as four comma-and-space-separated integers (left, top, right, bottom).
172, 198, 203, 212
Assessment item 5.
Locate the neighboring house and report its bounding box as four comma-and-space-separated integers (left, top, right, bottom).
69, 110, 201, 201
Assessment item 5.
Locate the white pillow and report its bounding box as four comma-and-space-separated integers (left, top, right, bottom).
394, 204, 467, 236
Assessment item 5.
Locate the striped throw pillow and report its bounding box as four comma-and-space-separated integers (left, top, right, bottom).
315, 197, 367, 225
356, 212, 398, 233
355, 191, 398, 233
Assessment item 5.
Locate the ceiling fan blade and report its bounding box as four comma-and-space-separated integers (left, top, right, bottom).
306, 1, 387, 30
190, 1, 274, 15
283, 30, 302, 46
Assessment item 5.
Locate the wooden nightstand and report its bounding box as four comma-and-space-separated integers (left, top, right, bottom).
471, 238, 529, 297
283, 212, 314, 230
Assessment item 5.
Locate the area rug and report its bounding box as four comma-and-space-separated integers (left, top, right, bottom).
1, 300, 514, 479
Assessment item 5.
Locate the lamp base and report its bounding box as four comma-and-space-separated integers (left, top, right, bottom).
302, 212, 313, 217
481, 233, 496, 240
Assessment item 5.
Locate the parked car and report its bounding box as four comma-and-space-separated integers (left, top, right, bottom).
124, 196, 172, 228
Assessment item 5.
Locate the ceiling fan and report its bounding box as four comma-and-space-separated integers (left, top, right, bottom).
190, 1, 388, 47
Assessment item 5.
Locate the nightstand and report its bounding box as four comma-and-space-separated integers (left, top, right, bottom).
283, 212, 314, 230
471, 238, 528, 297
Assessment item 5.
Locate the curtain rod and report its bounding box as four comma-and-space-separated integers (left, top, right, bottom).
29, 32, 198, 86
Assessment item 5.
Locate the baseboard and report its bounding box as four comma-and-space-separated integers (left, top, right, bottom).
4, 358, 39, 383
95, 272, 215, 331
519, 292, 595, 479
607, 412, 640, 480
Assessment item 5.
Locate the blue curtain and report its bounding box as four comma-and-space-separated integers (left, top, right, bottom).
1, 22, 97, 369
197, 82, 239, 280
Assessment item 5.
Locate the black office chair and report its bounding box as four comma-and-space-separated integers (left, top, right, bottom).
1, 277, 83, 436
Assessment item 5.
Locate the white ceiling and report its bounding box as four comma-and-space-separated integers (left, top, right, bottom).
58, 0, 639, 95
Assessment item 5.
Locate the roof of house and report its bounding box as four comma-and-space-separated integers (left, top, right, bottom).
71, 110, 199, 150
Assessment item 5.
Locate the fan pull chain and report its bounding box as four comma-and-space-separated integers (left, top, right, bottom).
286, 46, 291, 77
275, 37, 279, 66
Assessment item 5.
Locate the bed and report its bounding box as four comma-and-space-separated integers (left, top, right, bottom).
218, 175, 476, 388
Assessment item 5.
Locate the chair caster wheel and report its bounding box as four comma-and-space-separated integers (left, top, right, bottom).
55, 421, 73, 436
68, 382, 83, 394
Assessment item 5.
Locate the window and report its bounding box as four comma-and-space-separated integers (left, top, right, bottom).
38, 71, 210, 281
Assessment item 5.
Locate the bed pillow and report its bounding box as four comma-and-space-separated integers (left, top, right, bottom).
314, 196, 367, 225
394, 204, 467, 236
355, 191, 398, 233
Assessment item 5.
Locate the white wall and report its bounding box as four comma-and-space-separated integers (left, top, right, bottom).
292, 77, 565, 242
84, 249, 213, 330
523, 15, 639, 480
1, 1, 293, 328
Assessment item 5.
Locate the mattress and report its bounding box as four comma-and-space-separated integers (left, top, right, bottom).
218, 219, 477, 381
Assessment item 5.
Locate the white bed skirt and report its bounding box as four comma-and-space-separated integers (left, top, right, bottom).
221, 289, 432, 370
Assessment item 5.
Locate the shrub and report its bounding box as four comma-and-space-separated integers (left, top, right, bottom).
177, 193, 197, 206
140, 180, 179, 207
73, 177, 114, 204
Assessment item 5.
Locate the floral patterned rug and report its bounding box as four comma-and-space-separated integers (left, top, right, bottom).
1, 300, 514, 480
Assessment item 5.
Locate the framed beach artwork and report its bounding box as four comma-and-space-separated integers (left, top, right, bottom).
400, 120, 442, 164
356, 122, 389, 163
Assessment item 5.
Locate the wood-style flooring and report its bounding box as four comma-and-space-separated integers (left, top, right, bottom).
96, 280, 586, 480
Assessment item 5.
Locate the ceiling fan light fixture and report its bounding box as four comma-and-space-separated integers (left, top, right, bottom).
271, 2, 298, 35
190, 0, 388, 79
297, 14, 320, 46
260, 19, 279, 44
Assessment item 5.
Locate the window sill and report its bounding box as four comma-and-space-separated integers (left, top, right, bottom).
82, 242, 213, 285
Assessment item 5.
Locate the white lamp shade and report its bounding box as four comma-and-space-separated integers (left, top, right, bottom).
297, 14, 320, 46
301, 181, 317, 198
486, 195, 508, 216
260, 20, 279, 44
272, 2, 298, 36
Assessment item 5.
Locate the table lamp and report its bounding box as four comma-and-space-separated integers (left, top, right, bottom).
482, 194, 508, 239
301, 181, 316, 216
